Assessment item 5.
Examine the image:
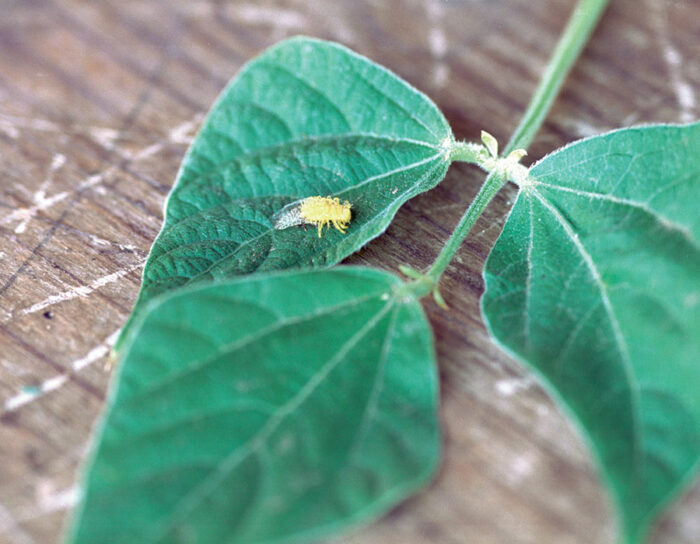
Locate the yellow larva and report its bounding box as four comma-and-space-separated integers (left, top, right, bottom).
273, 196, 352, 237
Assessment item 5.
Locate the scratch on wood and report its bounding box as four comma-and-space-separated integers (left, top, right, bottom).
16, 484, 78, 523
495, 376, 533, 397
89, 127, 120, 150
3, 330, 120, 413
647, 0, 697, 122
4, 375, 68, 412
72, 229, 142, 254
0, 113, 61, 138
506, 453, 536, 486
558, 117, 605, 138
18, 262, 145, 318
1, 115, 202, 231
0, 122, 20, 139
117, 113, 203, 162
12, 154, 66, 234
72, 329, 120, 371
0, 502, 36, 544
38, 485, 78, 515
427, 0, 449, 88
1, 175, 101, 233
232, 4, 306, 31
168, 113, 204, 144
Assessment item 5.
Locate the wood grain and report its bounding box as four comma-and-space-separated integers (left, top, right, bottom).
1, 1, 698, 543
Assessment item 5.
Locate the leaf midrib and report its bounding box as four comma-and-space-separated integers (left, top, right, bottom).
527, 186, 644, 478
143, 154, 445, 289
167, 144, 444, 233
178, 132, 441, 191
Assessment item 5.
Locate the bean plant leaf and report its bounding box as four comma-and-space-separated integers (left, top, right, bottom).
119, 36, 452, 349
482, 122, 700, 543
68, 268, 440, 544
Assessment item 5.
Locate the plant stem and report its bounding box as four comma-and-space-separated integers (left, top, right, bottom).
427, 170, 505, 282
425, 0, 610, 285
505, 0, 610, 154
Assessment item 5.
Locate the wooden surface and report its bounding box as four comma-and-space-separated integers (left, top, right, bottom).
1, 1, 698, 543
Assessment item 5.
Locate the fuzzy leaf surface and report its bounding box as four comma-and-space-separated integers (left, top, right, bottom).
69, 268, 439, 544
483, 123, 700, 543
120, 37, 452, 347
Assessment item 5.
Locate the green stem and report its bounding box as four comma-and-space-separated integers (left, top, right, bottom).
427, 170, 506, 282
424, 0, 610, 286
505, 0, 610, 154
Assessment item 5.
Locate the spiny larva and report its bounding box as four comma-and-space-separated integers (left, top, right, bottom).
273, 196, 352, 237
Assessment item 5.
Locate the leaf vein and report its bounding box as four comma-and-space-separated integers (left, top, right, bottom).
529, 186, 643, 474
530, 180, 698, 249
144, 300, 396, 543
121, 292, 388, 406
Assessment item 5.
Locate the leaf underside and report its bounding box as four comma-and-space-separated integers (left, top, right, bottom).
69, 268, 439, 544
119, 36, 452, 347
483, 123, 700, 543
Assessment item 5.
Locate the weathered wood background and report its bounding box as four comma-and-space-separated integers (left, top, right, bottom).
1, 1, 698, 543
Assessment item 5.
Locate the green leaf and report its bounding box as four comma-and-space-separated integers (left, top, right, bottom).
68, 268, 440, 544
482, 123, 700, 543
120, 36, 452, 348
